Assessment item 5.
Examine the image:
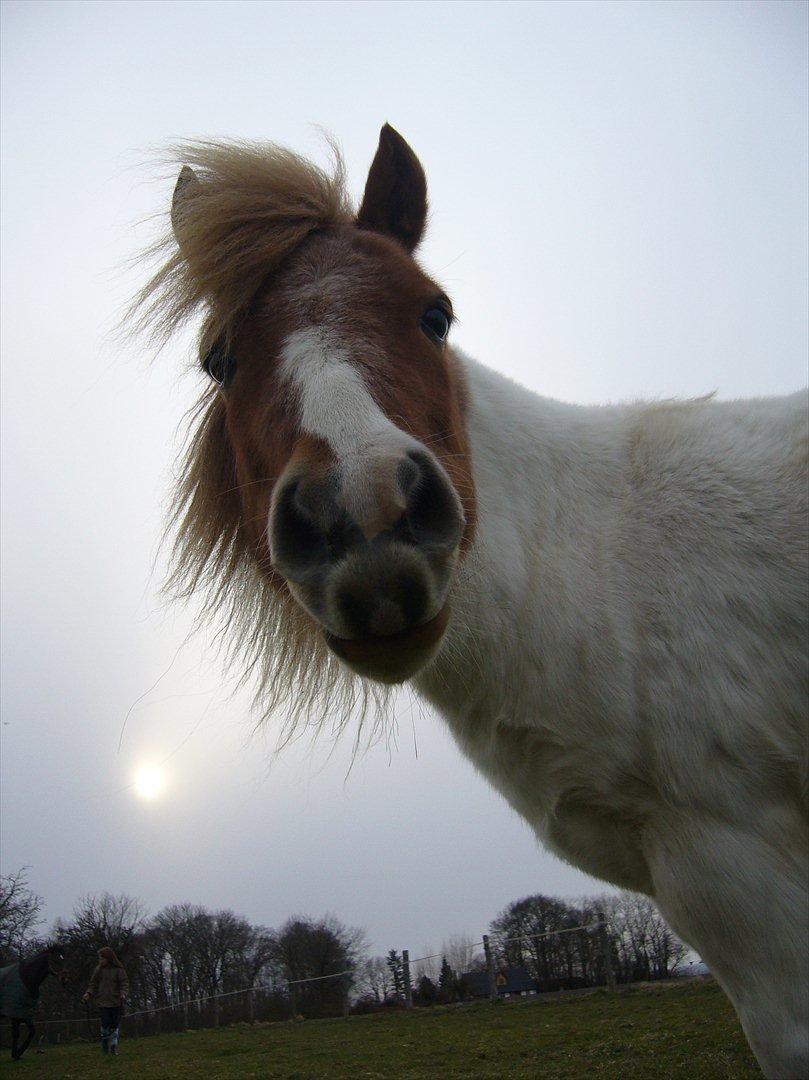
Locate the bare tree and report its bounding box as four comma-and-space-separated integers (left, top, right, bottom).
139, 903, 202, 1006
0, 869, 43, 961
271, 915, 367, 1018
441, 934, 480, 976
490, 894, 577, 986
412, 946, 439, 983
191, 908, 274, 998
356, 955, 391, 1003
57, 893, 145, 952
55, 892, 147, 996
137, 903, 275, 1008
587, 892, 688, 983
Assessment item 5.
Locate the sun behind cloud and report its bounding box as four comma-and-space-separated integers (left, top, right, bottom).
133, 764, 167, 800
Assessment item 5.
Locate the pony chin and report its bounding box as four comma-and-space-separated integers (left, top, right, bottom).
323, 604, 450, 684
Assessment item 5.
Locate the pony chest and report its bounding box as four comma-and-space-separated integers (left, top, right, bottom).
437, 701, 654, 893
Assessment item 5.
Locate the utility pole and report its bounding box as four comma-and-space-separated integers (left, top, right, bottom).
483, 935, 498, 1004
402, 950, 413, 1008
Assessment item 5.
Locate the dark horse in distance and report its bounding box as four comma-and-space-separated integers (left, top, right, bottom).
0, 944, 66, 1059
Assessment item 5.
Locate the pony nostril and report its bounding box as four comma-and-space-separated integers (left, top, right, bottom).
272, 476, 364, 579
404, 450, 464, 552
271, 453, 462, 581
270, 480, 330, 580
396, 455, 420, 498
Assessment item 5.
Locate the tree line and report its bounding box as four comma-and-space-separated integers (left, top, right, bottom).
0, 875, 365, 1028
0, 867, 690, 1037
354, 892, 688, 1009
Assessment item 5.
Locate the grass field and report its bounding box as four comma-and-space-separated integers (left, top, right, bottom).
7, 980, 759, 1079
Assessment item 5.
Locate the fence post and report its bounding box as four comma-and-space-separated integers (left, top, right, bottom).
597, 912, 615, 990
213, 996, 220, 1028
402, 949, 413, 1008
248, 988, 256, 1024
289, 980, 298, 1018
342, 975, 351, 1018
483, 935, 499, 1004
182, 999, 189, 1030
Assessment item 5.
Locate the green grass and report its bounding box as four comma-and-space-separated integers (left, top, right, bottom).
6, 980, 759, 1079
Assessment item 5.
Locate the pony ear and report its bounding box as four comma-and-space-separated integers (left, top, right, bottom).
171, 165, 200, 252
356, 124, 427, 252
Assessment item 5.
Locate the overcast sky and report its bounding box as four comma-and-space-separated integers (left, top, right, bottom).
1, 0, 807, 961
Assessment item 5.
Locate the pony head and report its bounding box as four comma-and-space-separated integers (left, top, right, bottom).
46, 943, 67, 983
140, 126, 475, 710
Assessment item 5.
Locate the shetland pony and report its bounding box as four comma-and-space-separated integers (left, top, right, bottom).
137, 126, 808, 1076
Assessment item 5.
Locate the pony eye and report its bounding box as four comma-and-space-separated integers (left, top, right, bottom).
203, 344, 235, 387
420, 307, 451, 343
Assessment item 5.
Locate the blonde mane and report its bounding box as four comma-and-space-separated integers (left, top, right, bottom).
134, 139, 354, 346
134, 141, 389, 747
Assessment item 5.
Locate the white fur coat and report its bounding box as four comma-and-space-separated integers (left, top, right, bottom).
417, 353, 808, 1077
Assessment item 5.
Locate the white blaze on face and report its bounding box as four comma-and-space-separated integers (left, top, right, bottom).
277, 328, 418, 529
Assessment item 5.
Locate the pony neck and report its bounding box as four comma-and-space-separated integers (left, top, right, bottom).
19, 951, 50, 992
418, 351, 620, 718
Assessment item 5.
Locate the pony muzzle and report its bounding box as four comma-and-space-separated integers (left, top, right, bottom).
270, 445, 463, 681
299, 539, 455, 681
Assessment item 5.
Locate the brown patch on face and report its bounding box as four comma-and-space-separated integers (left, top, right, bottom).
217, 314, 303, 590
286, 434, 335, 475
444, 349, 477, 554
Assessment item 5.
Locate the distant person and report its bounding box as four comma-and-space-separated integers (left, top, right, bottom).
82, 947, 129, 1055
